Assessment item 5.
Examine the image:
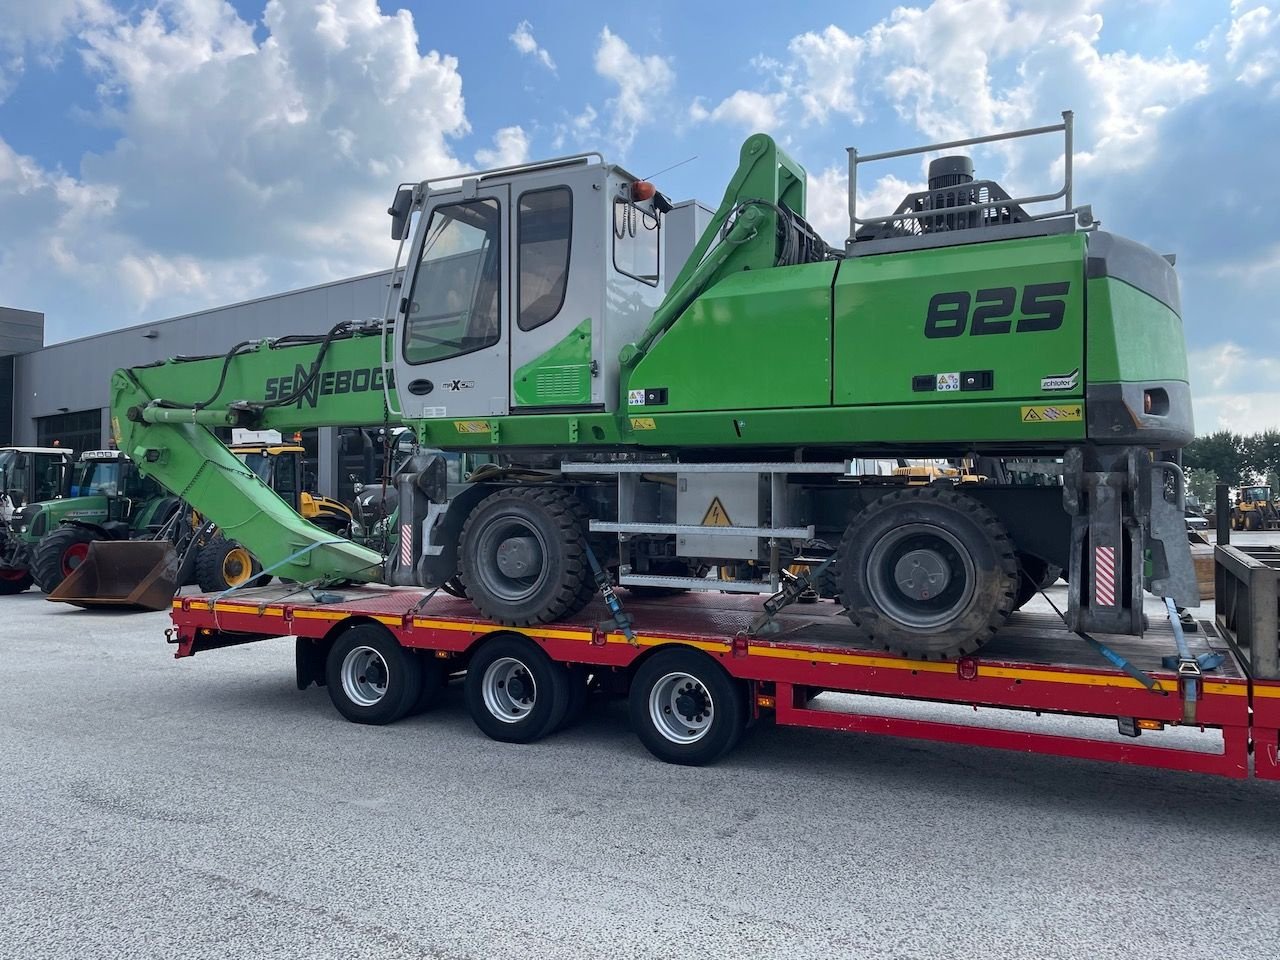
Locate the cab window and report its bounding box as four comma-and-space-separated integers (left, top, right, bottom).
518, 188, 572, 331
613, 198, 659, 286
403, 199, 502, 365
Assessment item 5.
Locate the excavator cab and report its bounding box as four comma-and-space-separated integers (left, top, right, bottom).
231, 439, 353, 536
389, 155, 680, 421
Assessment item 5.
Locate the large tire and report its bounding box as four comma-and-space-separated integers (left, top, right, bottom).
195, 536, 267, 593
325, 624, 422, 725
32, 525, 99, 594
0, 566, 33, 594
629, 647, 748, 766
1013, 554, 1059, 611
463, 634, 571, 743
1246, 511, 1262, 532
834, 487, 1018, 660
458, 487, 592, 625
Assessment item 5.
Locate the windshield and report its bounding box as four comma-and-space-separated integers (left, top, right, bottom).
1245, 486, 1272, 501
71, 461, 122, 497
237, 452, 273, 483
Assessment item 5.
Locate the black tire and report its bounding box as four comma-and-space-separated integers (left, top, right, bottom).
410, 654, 446, 715
1013, 553, 1055, 611
629, 647, 747, 766
0, 567, 33, 594
325, 624, 422, 725
833, 487, 1018, 660
195, 536, 267, 593
1246, 511, 1262, 532
464, 634, 571, 743
32, 525, 99, 594
458, 487, 592, 625
440, 576, 467, 599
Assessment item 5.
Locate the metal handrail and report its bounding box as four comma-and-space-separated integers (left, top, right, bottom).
847, 110, 1074, 242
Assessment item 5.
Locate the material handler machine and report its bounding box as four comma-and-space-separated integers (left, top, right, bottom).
109, 113, 1197, 662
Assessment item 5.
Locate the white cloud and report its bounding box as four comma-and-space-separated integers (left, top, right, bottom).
510, 19, 555, 72
1226, 0, 1280, 88
475, 125, 529, 169
787, 24, 866, 124
688, 89, 787, 131
593, 27, 674, 152
0, 0, 114, 100
1188, 342, 1280, 432
0, 0, 474, 339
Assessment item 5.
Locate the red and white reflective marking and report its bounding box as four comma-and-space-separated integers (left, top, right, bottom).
1094, 545, 1116, 607
400, 525, 413, 567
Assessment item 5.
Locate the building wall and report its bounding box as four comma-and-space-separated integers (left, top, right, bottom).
1, 306, 45, 446
10, 271, 394, 494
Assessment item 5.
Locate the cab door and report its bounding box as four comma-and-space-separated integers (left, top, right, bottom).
394, 183, 510, 420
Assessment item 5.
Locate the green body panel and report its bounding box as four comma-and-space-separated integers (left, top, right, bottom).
629, 263, 834, 413
19, 497, 110, 545
835, 234, 1085, 426
1086, 277, 1189, 383
513, 317, 593, 407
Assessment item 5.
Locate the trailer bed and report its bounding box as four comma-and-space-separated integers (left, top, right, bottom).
170, 585, 1273, 780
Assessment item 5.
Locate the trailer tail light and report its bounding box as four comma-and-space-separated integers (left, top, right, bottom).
756, 694, 776, 710
1137, 718, 1165, 731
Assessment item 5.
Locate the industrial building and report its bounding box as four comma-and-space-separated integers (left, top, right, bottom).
2, 270, 395, 502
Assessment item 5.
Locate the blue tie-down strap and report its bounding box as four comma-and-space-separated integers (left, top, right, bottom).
1161, 597, 1226, 673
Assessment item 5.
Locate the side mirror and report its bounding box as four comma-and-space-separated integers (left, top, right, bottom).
388, 187, 413, 241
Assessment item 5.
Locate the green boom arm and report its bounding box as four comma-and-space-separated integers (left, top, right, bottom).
111, 324, 393, 585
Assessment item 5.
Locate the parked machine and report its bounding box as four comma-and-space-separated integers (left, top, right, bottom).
1231, 485, 1280, 531
108, 113, 1196, 661
0, 446, 75, 593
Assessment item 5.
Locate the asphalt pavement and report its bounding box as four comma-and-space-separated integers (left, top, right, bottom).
2, 578, 1280, 960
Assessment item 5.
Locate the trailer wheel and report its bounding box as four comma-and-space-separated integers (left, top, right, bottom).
325, 624, 422, 725
458, 487, 591, 625
464, 634, 571, 743
835, 487, 1017, 660
0, 566, 33, 594
629, 647, 747, 766
32, 525, 99, 593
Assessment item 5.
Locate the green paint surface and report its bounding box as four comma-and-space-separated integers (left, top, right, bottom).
513, 317, 593, 407
1086, 276, 1189, 382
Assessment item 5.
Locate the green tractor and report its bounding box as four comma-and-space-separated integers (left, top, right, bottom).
0, 446, 76, 593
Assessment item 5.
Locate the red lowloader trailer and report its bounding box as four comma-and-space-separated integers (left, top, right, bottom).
165, 542, 1280, 779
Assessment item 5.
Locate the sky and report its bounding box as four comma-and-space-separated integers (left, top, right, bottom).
0, 0, 1277, 434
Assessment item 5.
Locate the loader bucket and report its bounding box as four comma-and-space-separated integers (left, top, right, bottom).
46, 541, 179, 611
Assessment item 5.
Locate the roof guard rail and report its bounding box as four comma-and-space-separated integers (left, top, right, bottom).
846, 110, 1079, 248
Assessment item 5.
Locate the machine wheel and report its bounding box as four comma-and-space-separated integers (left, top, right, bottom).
629, 647, 747, 766
1246, 511, 1262, 532
463, 634, 571, 743
458, 486, 592, 625
441, 576, 467, 599
834, 487, 1018, 660
1013, 554, 1058, 611
32, 525, 99, 594
325, 624, 422, 725
195, 537, 267, 593
0, 566, 33, 594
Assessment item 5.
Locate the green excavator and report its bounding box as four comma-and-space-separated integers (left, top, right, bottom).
104, 113, 1198, 659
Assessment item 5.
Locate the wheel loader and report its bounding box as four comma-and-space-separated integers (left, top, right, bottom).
1231, 485, 1280, 531
107, 112, 1199, 659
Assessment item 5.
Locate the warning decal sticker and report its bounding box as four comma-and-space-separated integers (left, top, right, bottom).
701, 498, 733, 527
1021, 404, 1083, 423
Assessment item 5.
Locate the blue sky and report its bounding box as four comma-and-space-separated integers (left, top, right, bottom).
1, 0, 1278, 432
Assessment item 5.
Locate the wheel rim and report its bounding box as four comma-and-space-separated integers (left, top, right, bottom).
62, 542, 90, 576
472, 516, 550, 603
222, 547, 253, 586
481, 656, 537, 723
648, 671, 714, 744
865, 522, 976, 629
340, 645, 390, 707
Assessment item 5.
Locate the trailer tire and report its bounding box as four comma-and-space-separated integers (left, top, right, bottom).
835, 487, 1017, 660
0, 566, 33, 594
458, 487, 591, 625
32, 525, 99, 594
629, 647, 747, 766
464, 634, 570, 743
325, 624, 422, 725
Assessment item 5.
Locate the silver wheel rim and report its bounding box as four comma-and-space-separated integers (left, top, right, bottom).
648, 671, 714, 744
482, 657, 537, 723
473, 516, 550, 603
341, 645, 390, 707
865, 522, 976, 629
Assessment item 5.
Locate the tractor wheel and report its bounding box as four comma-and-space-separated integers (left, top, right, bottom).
458, 486, 592, 625
0, 566, 33, 594
195, 536, 267, 593
1246, 511, 1263, 532
833, 487, 1018, 660
32, 526, 99, 594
